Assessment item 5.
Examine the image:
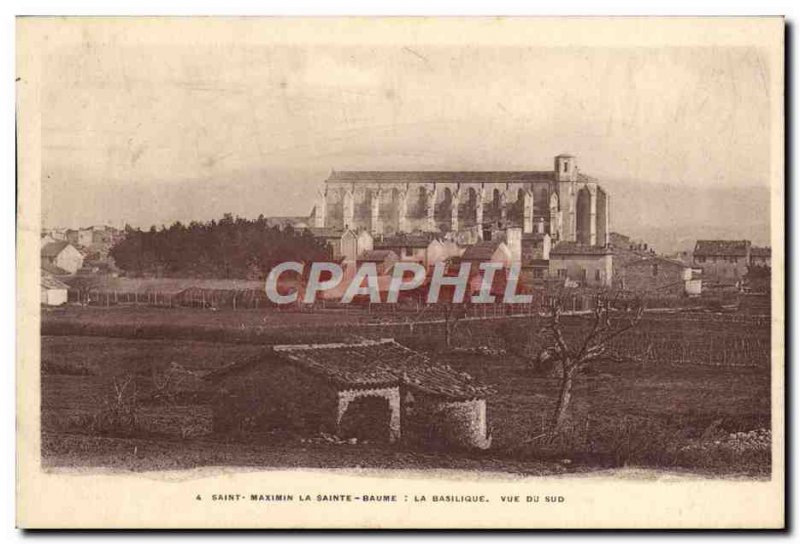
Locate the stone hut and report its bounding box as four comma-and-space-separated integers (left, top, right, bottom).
205, 339, 493, 449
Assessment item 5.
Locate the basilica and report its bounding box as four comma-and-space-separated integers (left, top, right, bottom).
312, 154, 610, 247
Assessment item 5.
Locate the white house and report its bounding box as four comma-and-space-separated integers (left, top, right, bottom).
340, 229, 374, 263
41, 275, 69, 306
41, 241, 84, 275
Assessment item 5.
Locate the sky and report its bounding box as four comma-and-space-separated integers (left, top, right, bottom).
41, 40, 773, 247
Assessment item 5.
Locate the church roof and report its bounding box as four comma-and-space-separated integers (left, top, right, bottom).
326, 170, 596, 184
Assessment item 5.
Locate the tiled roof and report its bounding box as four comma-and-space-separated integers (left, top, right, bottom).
694, 240, 751, 256
357, 249, 398, 262
550, 242, 612, 256
41, 241, 72, 258
41, 262, 70, 276
41, 274, 69, 290
374, 233, 438, 249
326, 170, 598, 184
461, 240, 504, 261
751, 246, 771, 257
210, 339, 492, 400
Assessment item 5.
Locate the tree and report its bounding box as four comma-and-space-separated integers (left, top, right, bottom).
109, 214, 329, 278
440, 301, 469, 348
540, 294, 643, 439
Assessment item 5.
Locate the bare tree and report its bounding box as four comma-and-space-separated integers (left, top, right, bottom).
441, 301, 471, 348
540, 294, 643, 438
149, 362, 188, 404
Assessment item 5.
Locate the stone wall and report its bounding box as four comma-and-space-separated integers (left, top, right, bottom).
212, 362, 339, 436
403, 390, 490, 450
620, 260, 690, 296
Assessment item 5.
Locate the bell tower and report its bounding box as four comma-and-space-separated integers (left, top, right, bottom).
554, 154, 578, 242
554, 154, 578, 182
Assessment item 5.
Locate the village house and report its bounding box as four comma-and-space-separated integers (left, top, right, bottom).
41, 233, 59, 247
548, 242, 612, 287
41, 228, 67, 242
521, 231, 552, 283
609, 231, 657, 279
619, 256, 701, 297
460, 240, 513, 269
693, 240, 751, 286
373, 233, 432, 263
310, 228, 373, 263
750, 246, 771, 268
40, 274, 69, 306
65, 228, 94, 248
41, 241, 84, 275
372, 232, 461, 269
356, 249, 399, 276
339, 229, 374, 263
308, 227, 343, 258
87, 225, 123, 250
205, 339, 493, 449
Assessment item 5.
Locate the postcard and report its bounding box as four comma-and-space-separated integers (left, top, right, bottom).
16, 16, 784, 529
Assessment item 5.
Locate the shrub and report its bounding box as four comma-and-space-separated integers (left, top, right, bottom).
89, 375, 142, 437
676, 429, 771, 475
584, 416, 685, 467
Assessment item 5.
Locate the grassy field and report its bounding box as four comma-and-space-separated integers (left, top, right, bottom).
40, 303, 772, 476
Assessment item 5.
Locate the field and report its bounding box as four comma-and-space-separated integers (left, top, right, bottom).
40, 299, 773, 477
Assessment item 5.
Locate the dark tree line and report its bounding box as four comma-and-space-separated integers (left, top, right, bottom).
110, 214, 329, 279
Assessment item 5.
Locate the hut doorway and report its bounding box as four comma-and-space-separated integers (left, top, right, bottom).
338, 395, 392, 443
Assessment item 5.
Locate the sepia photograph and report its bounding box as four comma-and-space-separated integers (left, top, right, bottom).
16, 16, 784, 529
